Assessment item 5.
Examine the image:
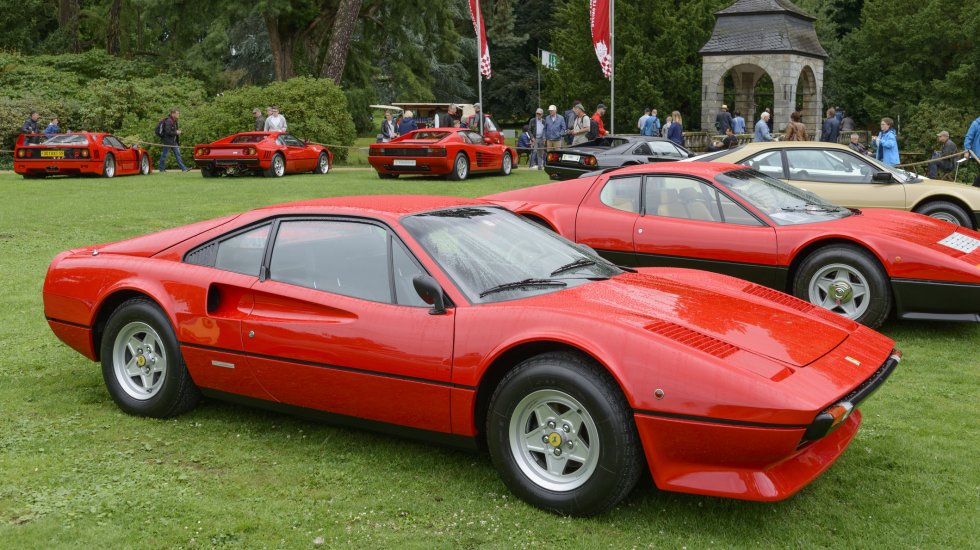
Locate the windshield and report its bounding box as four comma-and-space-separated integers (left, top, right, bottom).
876, 160, 921, 182
716, 169, 853, 225
41, 134, 88, 145
402, 206, 622, 303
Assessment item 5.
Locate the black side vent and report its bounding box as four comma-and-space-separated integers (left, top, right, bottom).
185, 242, 218, 267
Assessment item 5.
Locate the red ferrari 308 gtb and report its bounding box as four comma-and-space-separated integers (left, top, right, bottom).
44, 196, 900, 516
14, 133, 151, 179
193, 132, 332, 178
485, 163, 980, 328
368, 128, 517, 180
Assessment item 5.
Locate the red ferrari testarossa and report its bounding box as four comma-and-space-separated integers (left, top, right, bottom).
368, 128, 517, 180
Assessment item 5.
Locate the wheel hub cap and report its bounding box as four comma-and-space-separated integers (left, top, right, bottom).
830, 281, 853, 304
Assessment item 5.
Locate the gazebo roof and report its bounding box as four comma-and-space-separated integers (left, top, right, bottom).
700, 0, 827, 59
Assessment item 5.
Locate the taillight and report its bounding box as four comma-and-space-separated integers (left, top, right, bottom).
426, 148, 446, 157
246, 147, 256, 155
17, 149, 25, 158
547, 152, 559, 162
584, 156, 597, 166
196, 147, 210, 156
81, 149, 89, 158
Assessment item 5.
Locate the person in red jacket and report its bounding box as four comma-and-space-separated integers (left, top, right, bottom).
591, 104, 608, 137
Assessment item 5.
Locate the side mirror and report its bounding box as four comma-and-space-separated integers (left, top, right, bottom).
413, 275, 448, 315
872, 171, 893, 183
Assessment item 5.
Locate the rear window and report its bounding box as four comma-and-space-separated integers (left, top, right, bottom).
42, 134, 88, 145
231, 135, 267, 143
405, 131, 449, 142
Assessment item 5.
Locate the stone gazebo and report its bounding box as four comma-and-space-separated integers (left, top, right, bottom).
699, 0, 827, 134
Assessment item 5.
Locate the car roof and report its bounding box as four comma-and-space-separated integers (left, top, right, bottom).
253, 195, 490, 219
594, 161, 746, 178
725, 141, 856, 154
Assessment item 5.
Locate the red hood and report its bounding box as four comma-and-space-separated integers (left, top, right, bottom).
90, 214, 240, 258
521, 270, 851, 368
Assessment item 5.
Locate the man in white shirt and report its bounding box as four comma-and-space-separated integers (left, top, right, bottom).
264, 105, 287, 132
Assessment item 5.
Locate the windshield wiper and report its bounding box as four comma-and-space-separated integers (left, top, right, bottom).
479, 278, 568, 298
781, 204, 842, 213
549, 258, 596, 276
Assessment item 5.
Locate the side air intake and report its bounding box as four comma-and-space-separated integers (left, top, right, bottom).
645, 320, 738, 359
742, 284, 815, 313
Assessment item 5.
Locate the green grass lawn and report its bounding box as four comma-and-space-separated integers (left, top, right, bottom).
0, 169, 977, 548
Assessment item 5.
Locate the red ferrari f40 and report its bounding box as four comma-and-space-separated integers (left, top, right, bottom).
14, 133, 151, 178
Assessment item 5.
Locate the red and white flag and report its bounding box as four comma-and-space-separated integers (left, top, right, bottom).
468, 0, 492, 79
589, 0, 611, 79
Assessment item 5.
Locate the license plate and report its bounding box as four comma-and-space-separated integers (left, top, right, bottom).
561, 154, 580, 163
393, 159, 416, 167
41, 150, 64, 158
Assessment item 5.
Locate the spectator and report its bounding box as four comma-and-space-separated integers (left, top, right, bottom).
466, 103, 488, 132
543, 105, 567, 152
642, 108, 661, 137
835, 107, 843, 123
731, 110, 746, 134
873, 117, 899, 166
563, 100, 579, 145
397, 110, 418, 135
21, 111, 40, 143
379, 110, 397, 142
821, 107, 840, 143
591, 104, 608, 137
158, 108, 189, 173
714, 104, 733, 134
517, 125, 534, 167
841, 114, 856, 132
527, 107, 546, 169
764, 107, 774, 132
848, 133, 869, 155
44, 116, 60, 135
264, 105, 287, 132
637, 108, 651, 133
754, 112, 774, 142
722, 126, 739, 149
570, 104, 591, 145
434, 104, 457, 128
928, 130, 958, 179
666, 111, 684, 146
965, 115, 980, 187
785, 111, 809, 141
253, 108, 265, 132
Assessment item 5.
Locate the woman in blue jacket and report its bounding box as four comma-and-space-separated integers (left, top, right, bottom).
667, 111, 684, 146
397, 110, 418, 136
873, 117, 899, 166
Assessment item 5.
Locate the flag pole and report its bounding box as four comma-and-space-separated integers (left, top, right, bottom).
610, 0, 615, 134
476, 2, 484, 136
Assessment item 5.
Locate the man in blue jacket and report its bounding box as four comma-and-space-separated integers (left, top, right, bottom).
964, 116, 980, 187
543, 105, 567, 153
754, 112, 773, 142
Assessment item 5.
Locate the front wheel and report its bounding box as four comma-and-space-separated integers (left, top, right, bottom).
792, 245, 892, 328
486, 352, 643, 516
264, 153, 286, 177
102, 154, 115, 178
448, 152, 469, 181
139, 154, 150, 175
100, 299, 200, 418
313, 152, 330, 174
500, 152, 513, 175
913, 200, 973, 229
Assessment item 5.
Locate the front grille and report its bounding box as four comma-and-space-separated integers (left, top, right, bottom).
842, 352, 900, 407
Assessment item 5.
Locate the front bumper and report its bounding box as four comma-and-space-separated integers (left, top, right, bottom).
892, 278, 980, 322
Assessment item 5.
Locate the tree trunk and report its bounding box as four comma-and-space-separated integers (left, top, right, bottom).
320, 0, 363, 84
58, 0, 80, 52
106, 0, 123, 55
266, 15, 296, 81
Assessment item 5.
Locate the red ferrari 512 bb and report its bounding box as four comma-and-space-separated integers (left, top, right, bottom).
44, 196, 900, 516
14, 133, 152, 179
368, 128, 517, 180
193, 132, 332, 178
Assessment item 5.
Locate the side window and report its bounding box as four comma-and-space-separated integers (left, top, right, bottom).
276, 135, 286, 146
392, 241, 428, 307
599, 176, 642, 213
284, 135, 304, 147
270, 220, 391, 303
648, 141, 685, 158
103, 136, 124, 149
214, 224, 272, 276
741, 151, 785, 178
465, 131, 484, 145
633, 142, 652, 156
644, 176, 761, 226
785, 149, 874, 183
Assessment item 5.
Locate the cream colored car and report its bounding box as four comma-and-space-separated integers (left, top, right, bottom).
696, 142, 980, 229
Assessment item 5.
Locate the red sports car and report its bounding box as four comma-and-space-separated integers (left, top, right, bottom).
193, 132, 332, 178
368, 128, 517, 180
44, 195, 900, 516
485, 163, 980, 328
14, 133, 151, 178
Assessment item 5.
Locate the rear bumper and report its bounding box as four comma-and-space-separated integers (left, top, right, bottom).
194, 158, 261, 169
544, 164, 590, 180
15, 161, 100, 176
892, 278, 980, 322
368, 157, 451, 175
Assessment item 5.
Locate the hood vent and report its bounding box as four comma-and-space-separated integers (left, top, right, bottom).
742, 284, 815, 312
645, 320, 738, 359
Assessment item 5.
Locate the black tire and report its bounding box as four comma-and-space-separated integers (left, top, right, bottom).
313, 152, 330, 174
22, 173, 46, 179
448, 152, 469, 181
500, 152, 513, 176
139, 154, 150, 175
100, 298, 200, 418
102, 153, 115, 178
792, 245, 892, 328
486, 351, 643, 516
200, 166, 218, 178
378, 173, 399, 179
913, 200, 973, 229
264, 153, 286, 178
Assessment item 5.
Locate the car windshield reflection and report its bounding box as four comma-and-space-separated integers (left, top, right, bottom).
42, 134, 89, 145
717, 169, 853, 225
402, 206, 622, 303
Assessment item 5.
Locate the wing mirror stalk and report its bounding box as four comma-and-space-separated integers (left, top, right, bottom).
413, 275, 448, 315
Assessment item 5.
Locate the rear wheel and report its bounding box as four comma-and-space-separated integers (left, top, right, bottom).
313, 152, 330, 174
102, 154, 115, 178
793, 245, 892, 328
378, 173, 399, 179
100, 299, 200, 418
487, 352, 643, 516
448, 152, 469, 181
264, 153, 285, 177
201, 166, 218, 178
913, 200, 973, 229
500, 152, 513, 175
139, 154, 150, 175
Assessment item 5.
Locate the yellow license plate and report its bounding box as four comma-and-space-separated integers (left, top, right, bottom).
40, 150, 65, 158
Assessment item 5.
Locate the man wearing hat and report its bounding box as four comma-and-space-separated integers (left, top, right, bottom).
928, 130, 958, 179
715, 104, 733, 134
528, 108, 546, 169
592, 104, 608, 138
543, 104, 567, 153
